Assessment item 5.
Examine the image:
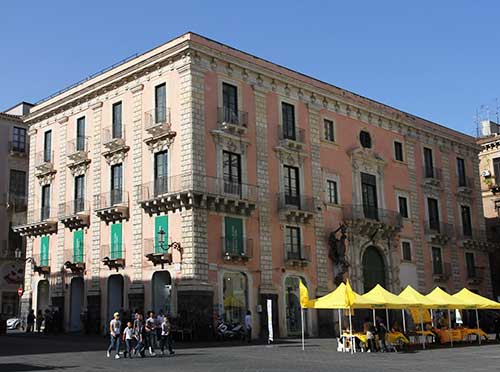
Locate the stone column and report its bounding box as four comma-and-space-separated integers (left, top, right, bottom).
20, 128, 38, 323
129, 83, 145, 303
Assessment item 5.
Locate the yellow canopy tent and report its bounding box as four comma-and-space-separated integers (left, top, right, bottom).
312, 283, 382, 309
299, 280, 316, 308
362, 284, 414, 309
453, 288, 500, 310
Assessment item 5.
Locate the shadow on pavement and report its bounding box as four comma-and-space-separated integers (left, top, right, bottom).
0, 363, 76, 372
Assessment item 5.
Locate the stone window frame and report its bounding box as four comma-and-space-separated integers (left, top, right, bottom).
424, 193, 442, 228
395, 189, 411, 220
217, 76, 244, 113
464, 251, 476, 278
283, 223, 304, 253
278, 96, 299, 139
400, 239, 413, 262
421, 143, 438, 175
322, 117, 336, 143
323, 171, 341, 207
218, 269, 252, 323
146, 76, 169, 117
393, 139, 405, 163
458, 202, 473, 237
220, 213, 248, 244
430, 245, 444, 273
359, 129, 372, 149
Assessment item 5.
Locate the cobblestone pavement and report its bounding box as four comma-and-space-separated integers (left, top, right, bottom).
1, 333, 500, 372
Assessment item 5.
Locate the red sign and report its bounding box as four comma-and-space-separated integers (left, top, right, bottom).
17, 287, 23, 297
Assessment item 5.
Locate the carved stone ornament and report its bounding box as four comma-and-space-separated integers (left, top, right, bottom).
37, 172, 56, 186
103, 148, 129, 165
68, 160, 91, 176
211, 130, 249, 154
275, 146, 307, 166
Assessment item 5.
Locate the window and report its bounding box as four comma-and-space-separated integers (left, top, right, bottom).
40, 236, 49, 267
154, 151, 168, 195
43, 130, 52, 162
359, 130, 372, 148
361, 172, 378, 220
223, 151, 241, 195
285, 226, 301, 259
41, 184, 50, 220
9, 170, 26, 198
326, 179, 338, 204
76, 117, 86, 151
224, 216, 244, 255
282, 102, 296, 140
283, 165, 300, 207
423, 147, 434, 178
74, 175, 85, 213
155, 83, 166, 124
12, 127, 26, 153
402, 241, 412, 262
111, 164, 123, 205
223, 272, 247, 324
457, 158, 466, 187
398, 196, 409, 218
493, 157, 500, 185
222, 82, 238, 123
112, 102, 122, 139
461, 205, 472, 237
394, 141, 404, 161
432, 247, 443, 274
427, 198, 440, 232
465, 252, 476, 278
323, 119, 335, 142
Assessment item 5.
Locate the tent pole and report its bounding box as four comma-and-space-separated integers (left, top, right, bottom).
448, 309, 453, 347
338, 309, 342, 338
430, 309, 434, 328
372, 308, 376, 324
476, 308, 481, 345
301, 307, 305, 351
385, 308, 390, 331
420, 309, 425, 350
402, 309, 406, 334
349, 308, 354, 354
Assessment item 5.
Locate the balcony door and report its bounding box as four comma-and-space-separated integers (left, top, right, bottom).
222, 82, 238, 123
41, 184, 50, 220
424, 147, 434, 177
457, 157, 466, 187
40, 236, 49, 267
223, 151, 241, 196
112, 102, 122, 139
74, 175, 85, 213
73, 230, 84, 263
361, 173, 378, 220
461, 205, 472, 237
225, 216, 244, 255
432, 246, 443, 274
427, 198, 440, 232
285, 226, 301, 260
155, 83, 166, 123
76, 117, 86, 151
111, 164, 123, 205
44, 130, 52, 162
465, 252, 476, 278
283, 165, 300, 207
282, 102, 296, 140
154, 151, 168, 195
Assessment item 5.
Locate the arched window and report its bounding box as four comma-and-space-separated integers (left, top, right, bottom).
362, 246, 386, 292
223, 272, 247, 324
285, 276, 307, 335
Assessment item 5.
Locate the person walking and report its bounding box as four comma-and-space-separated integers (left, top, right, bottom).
155, 310, 164, 348
159, 314, 175, 356
145, 311, 156, 357
134, 319, 146, 358
376, 317, 388, 352
35, 310, 43, 333
26, 310, 35, 333
122, 321, 134, 359
244, 310, 252, 343
107, 312, 122, 359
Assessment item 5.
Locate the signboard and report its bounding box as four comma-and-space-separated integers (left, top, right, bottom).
267, 299, 273, 343
17, 287, 23, 297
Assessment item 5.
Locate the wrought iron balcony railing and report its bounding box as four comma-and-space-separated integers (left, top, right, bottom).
35, 151, 54, 168
278, 126, 305, 144
67, 137, 89, 157
59, 199, 90, 217
144, 107, 171, 132
284, 244, 311, 263
457, 176, 474, 189
217, 107, 248, 128
102, 126, 126, 148
206, 177, 258, 201
342, 204, 402, 228
277, 192, 315, 213
8, 141, 28, 155
94, 190, 128, 210
432, 261, 451, 280
222, 236, 253, 260
424, 221, 454, 236
423, 166, 442, 180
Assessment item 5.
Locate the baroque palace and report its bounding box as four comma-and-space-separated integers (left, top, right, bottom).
15, 32, 493, 338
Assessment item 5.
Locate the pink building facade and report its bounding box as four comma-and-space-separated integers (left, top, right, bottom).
17, 33, 492, 338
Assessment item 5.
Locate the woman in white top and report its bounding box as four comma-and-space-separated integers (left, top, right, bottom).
107, 312, 122, 359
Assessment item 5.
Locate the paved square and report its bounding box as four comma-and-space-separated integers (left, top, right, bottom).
1, 334, 500, 371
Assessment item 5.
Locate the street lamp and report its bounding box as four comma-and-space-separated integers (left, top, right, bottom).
14, 247, 22, 260
158, 227, 166, 252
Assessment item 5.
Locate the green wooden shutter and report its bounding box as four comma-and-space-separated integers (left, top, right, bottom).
224, 217, 243, 254
73, 230, 84, 262
110, 223, 122, 259
40, 236, 49, 266
154, 215, 169, 253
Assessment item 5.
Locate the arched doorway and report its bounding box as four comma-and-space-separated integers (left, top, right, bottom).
152, 271, 172, 315
285, 276, 307, 336
37, 280, 50, 313
69, 277, 84, 332
107, 275, 124, 323
362, 246, 386, 292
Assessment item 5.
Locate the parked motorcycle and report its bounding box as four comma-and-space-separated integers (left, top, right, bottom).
216, 320, 245, 341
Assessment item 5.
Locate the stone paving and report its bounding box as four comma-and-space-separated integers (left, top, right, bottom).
1, 333, 500, 371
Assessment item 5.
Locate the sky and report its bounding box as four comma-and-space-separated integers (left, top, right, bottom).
2, 0, 500, 136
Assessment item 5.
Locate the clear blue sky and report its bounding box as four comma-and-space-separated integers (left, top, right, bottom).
2, 0, 500, 135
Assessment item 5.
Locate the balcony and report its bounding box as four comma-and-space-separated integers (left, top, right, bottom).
67, 137, 90, 172
8, 141, 28, 157
222, 236, 253, 263
284, 244, 311, 267
0, 241, 17, 260
424, 221, 454, 245
342, 204, 402, 238
63, 249, 85, 275
457, 176, 474, 193
278, 192, 315, 224
94, 190, 129, 224
101, 127, 129, 162
101, 244, 125, 271
278, 126, 306, 151
58, 199, 90, 231
144, 107, 177, 150
457, 228, 490, 250
12, 207, 58, 238
432, 262, 451, 283
467, 266, 484, 285
4, 193, 27, 212
422, 166, 441, 187
33, 254, 51, 276
35, 151, 56, 179
217, 107, 248, 135
138, 174, 257, 216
